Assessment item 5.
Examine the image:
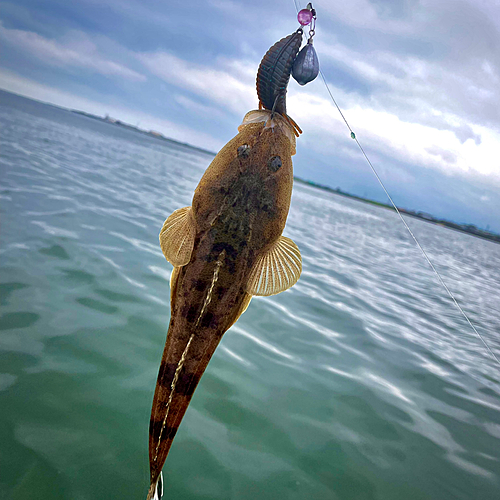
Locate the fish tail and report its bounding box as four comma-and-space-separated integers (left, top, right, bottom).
146, 471, 163, 500
148, 327, 224, 492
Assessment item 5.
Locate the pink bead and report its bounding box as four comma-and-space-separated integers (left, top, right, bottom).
297, 8, 313, 26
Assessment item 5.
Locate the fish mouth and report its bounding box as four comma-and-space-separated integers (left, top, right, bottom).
238, 110, 299, 151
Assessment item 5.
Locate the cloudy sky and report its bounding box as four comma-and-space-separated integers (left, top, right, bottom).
1, 0, 499, 230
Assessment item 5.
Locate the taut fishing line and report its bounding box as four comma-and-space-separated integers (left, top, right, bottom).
292, 1, 500, 367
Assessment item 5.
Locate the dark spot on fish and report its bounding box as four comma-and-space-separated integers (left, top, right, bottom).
237, 144, 250, 158
158, 362, 177, 387
149, 418, 161, 436
212, 242, 238, 261
149, 419, 178, 441
268, 156, 282, 172
217, 286, 228, 300
186, 306, 198, 323
175, 371, 200, 397
192, 279, 206, 292
201, 312, 215, 328
164, 426, 178, 440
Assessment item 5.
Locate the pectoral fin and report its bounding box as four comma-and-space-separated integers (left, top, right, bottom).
159, 207, 195, 267
246, 236, 302, 296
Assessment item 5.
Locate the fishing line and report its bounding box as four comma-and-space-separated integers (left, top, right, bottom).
292, 2, 500, 367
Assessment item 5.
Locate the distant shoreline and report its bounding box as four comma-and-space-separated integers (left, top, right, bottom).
2, 87, 497, 244
69, 109, 500, 245
72, 108, 500, 246
294, 178, 500, 245
70, 109, 215, 157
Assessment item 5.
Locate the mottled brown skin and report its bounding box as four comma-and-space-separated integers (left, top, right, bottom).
148, 119, 295, 496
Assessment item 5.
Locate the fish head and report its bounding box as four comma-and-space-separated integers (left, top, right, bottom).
238, 110, 297, 156
193, 110, 298, 249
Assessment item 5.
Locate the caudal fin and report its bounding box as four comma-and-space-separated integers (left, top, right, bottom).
146, 471, 163, 500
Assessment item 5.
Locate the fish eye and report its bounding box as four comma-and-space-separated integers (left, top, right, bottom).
237, 145, 250, 158
268, 156, 282, 172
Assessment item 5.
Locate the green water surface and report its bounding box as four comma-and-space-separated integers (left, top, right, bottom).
1, 90, 500, 500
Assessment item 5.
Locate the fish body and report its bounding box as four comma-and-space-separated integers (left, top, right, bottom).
147, 110, 302, 498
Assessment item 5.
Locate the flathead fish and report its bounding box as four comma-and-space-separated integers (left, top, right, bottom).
147, 110, 302, 499
146, 25, 317, 499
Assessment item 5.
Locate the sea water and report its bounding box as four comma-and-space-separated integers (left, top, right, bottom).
1, 89, 500, 499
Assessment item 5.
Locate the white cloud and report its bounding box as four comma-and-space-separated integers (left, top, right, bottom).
173, 94, 227, 121
2, 1, 499, 195
317, 38, 493, 138
320, 0, 414, 35
286, 87, 500, 184
0, 24, 146, 82
137, 51, 256, 114
133, 39, 500, 186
